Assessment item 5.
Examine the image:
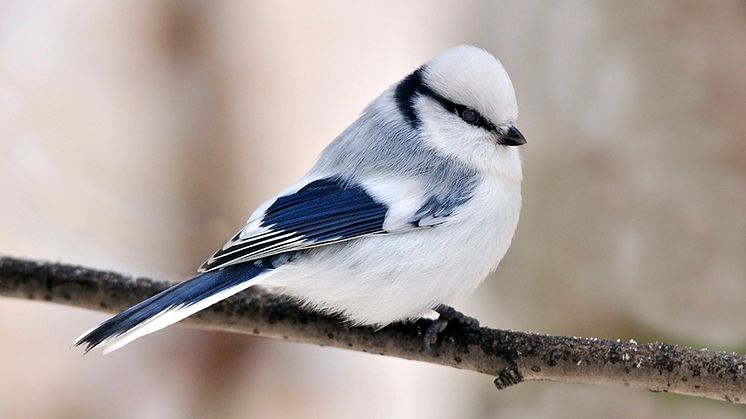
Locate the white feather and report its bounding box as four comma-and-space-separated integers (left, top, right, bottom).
93, 272, 272, 354
262, 175, 521, 326
360, 176, 426, 232
209, 45, 524, 328
77, 45, 525, 352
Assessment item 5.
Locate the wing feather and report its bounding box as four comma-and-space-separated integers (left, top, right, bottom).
199, 177, 388, 272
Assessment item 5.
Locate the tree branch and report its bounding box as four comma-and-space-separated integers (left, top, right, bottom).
0, 256, 744, 403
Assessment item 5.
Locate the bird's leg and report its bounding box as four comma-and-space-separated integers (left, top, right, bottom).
435, 304, 480, 328
423, 318, 448, 356
423, 304, 480, 356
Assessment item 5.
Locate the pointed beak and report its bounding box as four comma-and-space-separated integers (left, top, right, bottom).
498, 126, 526, 146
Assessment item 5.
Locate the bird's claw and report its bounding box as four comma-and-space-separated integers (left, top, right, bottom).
423, 305, 480, 356
423, 318, 448, 356
435, 305, 480, 329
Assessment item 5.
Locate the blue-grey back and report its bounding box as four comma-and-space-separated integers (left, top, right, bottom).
311, 88, 479, 215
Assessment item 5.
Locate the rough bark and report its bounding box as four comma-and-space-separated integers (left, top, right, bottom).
0, 256, 744, 404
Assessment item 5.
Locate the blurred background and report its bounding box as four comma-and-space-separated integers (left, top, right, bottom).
1, 1, 744, 418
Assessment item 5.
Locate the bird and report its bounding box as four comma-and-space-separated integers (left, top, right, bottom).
75, 45, 526, 355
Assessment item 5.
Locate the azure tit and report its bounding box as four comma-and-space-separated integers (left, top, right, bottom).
76, 45, 526, 354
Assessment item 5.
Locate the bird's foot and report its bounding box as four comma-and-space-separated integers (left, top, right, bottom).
423, 318, 448, 356
435, 304, 480, 329
423, 305, 480, 356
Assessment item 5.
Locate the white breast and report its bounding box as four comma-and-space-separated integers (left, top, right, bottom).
263, 175, 522, 327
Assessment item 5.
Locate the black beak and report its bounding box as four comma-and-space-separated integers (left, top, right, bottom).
498, 126, 526, 146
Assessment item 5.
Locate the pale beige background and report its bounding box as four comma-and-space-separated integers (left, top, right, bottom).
1, 1, 744, 418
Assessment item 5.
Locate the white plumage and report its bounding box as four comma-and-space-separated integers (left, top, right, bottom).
75, 45, 525, 353
264, 176, 521, 326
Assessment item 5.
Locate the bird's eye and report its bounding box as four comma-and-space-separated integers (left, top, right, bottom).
460, 109, 480, 125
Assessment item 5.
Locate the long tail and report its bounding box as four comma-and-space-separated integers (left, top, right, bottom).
74, 263, 271, 354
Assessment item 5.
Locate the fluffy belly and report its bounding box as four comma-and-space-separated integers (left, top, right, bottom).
263, 181, 520, 326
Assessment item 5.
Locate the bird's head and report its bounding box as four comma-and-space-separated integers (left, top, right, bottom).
394, 45, 524, 178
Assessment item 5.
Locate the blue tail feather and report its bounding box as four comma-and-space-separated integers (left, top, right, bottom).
75, 262, 267, 352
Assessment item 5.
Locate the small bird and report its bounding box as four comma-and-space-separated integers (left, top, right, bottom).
75, 45, 526, 354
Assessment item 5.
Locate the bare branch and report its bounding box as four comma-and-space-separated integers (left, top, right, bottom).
0, 256, 744, 403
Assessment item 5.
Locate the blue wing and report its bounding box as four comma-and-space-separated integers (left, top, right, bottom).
411, 195, 472, 227
199, 177, 389, 272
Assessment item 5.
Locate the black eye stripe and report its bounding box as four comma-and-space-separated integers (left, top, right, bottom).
395, 68, 426, 128
416, 83, 497, 131
395, 67, 498, 132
